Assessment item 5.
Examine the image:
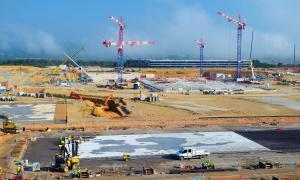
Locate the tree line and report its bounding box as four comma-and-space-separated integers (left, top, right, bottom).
0, 58, 286, 68
0, 59, 117, 68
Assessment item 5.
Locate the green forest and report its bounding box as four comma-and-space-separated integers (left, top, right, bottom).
0, 58, 284, 68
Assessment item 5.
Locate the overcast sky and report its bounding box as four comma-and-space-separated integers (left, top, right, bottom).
0, 0, 299, 63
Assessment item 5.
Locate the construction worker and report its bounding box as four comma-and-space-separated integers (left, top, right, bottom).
0, 166, 3, 174
75, 167, 81, 178
67, 159, 71, 168
60, 137, 65, 146
30, 137, 33, 142
72, 163, 77, 170
16, 163, 23, 176
0, 167, 3, 180
68, 135, 73, 144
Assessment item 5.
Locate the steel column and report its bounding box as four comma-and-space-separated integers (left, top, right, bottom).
236, 28, 242, 79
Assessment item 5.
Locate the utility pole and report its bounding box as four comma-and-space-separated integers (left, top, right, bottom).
250, 31, 254, 60
294, 44, 296, 68
65, 96, 68, 123
248, 31, 255, 80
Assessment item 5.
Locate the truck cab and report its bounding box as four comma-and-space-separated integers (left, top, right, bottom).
176, 147, 210, 160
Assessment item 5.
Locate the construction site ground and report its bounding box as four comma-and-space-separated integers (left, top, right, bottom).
34, 85, 300, 122
2, 124, 300, 179
1, 66, 300, 179
18, 126, 300, 179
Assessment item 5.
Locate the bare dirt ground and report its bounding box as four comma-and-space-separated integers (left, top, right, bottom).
17, 82, 300, 132
39, 84, 300, 122
54, 103, 67, 122
1, 66, 300, 179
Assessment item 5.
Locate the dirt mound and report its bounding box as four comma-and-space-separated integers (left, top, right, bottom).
82, 99, 122, 118
93, 106, 120, 118
84, 100, 95, 109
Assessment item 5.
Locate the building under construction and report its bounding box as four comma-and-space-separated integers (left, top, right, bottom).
126, 59, 250, 68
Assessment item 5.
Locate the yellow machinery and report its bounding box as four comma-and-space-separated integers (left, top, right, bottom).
2, 118, 17, 133
49, 47, 84, 76
54, 154, 79, 172
53, 136, 80, 172
102, 95, 116, 111
122, 154, 131, 161
202, 159, 215, 169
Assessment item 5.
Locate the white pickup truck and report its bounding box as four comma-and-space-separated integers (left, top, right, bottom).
176, 147, 210, 160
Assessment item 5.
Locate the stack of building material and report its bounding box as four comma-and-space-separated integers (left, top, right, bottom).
147, 93, 159, 102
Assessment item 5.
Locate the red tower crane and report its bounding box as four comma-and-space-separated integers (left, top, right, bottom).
196, 38, 205, 78
218, 11, 246, 79
103, 16, 155, 83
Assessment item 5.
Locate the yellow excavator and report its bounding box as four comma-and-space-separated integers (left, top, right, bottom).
54, 153, 79, 172
53, 136, 80, 172
2, 117, 17, 133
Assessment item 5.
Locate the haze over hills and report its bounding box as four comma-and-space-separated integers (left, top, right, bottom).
0, 0, 299, 64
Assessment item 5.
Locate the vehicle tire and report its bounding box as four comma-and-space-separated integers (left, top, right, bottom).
179, 156, 184, 160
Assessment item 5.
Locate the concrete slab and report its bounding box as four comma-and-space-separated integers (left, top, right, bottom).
142, 79, 263, 92
78, 131, 268, 158
89, 72, 140, 83
0, 103, 56, 122
245, 96, 300, 111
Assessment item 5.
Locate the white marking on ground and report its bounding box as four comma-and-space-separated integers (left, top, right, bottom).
31, 104, 56, 121
0, 103, 56, 121
168, 100, 228, 112
78, 131, 268, 158
244, 96, 300, 111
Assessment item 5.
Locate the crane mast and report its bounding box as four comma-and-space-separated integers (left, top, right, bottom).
196, 38, 205, 78
218, 12, 246, 80
103, 16, 155, 83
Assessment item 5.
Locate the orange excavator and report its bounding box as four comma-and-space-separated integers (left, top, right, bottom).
70, 91, 83, 100
70, 92, 114, 106
69, 92, 129, 117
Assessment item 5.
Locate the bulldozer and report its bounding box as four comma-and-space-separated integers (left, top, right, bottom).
1, 114, 17, 133
122, 154, 131, 161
